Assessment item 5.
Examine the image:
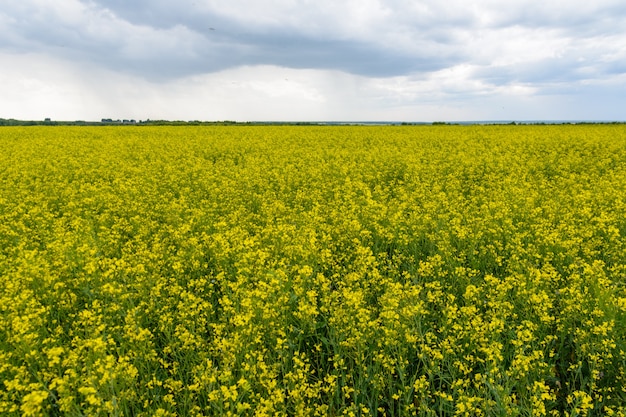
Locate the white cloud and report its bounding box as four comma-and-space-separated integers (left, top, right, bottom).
1, 0, 626, 120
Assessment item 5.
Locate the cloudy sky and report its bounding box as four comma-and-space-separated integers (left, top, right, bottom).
1, 0, 625, 121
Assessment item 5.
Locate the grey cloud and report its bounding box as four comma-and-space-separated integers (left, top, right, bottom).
1, 0, 466, 79
472, 39, 626, 89
2, 0, 626, 87
475, 60, 592, 86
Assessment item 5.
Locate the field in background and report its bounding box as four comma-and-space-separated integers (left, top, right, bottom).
1, 125, 626, 416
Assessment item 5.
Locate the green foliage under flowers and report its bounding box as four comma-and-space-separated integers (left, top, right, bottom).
1, 125, 626, 416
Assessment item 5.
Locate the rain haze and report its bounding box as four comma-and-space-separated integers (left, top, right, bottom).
1, 0, 625, 122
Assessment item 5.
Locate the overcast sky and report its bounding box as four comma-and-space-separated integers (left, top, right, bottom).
1, 0, 625, 121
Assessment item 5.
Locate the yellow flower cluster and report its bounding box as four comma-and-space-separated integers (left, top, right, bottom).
1, 124, 626, 415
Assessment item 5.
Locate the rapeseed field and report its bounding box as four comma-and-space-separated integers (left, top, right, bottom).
1, 125, 625, 416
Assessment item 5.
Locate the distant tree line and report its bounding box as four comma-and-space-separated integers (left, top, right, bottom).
1, 118, 624, 127
0, 118, 330, 126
